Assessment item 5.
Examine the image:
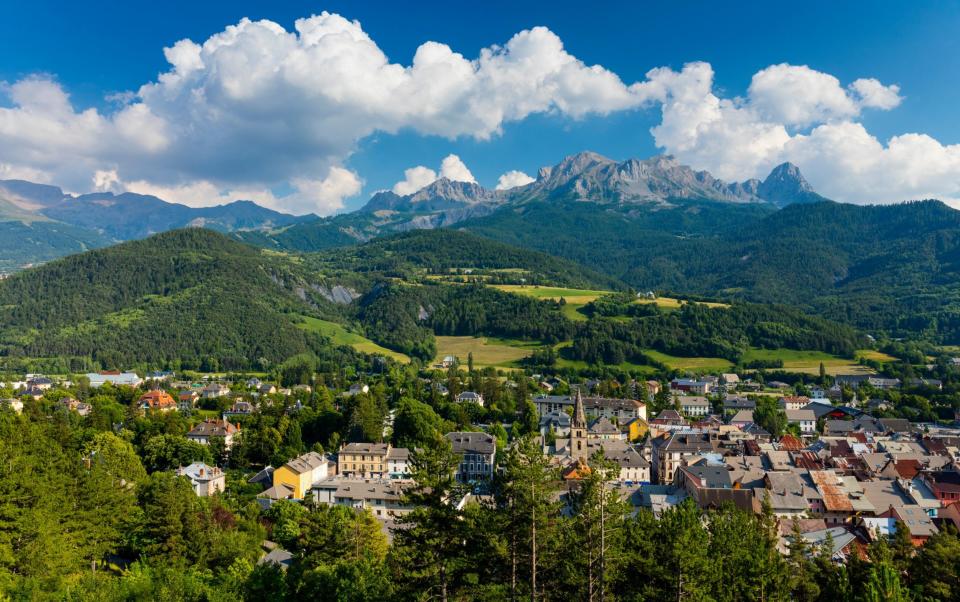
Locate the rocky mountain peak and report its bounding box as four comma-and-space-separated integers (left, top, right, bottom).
758, 162, 824, 206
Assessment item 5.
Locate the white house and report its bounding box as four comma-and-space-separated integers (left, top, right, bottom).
779, 396, 810, 411
201, 383, 230, 399
176, 462, 226, 497
86, 371, 142, 388
456, 391, 485, 407
386, 447, 411, 479
785, 409, 817, 435
187, 419, 240, 449
679, 396, 711, 417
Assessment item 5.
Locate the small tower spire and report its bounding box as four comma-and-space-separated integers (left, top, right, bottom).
569, 387, 588, 460
572, 387, 587, 428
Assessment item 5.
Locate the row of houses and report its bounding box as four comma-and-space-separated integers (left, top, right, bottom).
251, 431, 498, 518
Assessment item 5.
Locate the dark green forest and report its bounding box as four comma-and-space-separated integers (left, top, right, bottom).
0, 229, 349, 371
464, 198, 960, 342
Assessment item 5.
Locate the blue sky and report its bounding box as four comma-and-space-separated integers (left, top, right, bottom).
2, 1, 959, 213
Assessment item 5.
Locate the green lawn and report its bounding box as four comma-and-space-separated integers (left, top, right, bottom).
493, 285, 728, 320
643, 349, 735, 372
434, 335, 532, 368
742, 348, 876, 375
296, 316, 410, 362
855, 349, 898, 363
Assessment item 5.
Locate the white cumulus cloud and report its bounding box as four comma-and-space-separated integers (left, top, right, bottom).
0, 15, 652, 214
495, 170, 535, 190
638, 61, 960, 204
439, 154, 476, 183
392, 166, 438, 196
101, 166, 362, 215
0, 13, 956, 210
392, 154, 477, 195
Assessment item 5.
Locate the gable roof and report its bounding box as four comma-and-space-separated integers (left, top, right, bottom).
282, 451, 327, 475
188, 419, 238, 438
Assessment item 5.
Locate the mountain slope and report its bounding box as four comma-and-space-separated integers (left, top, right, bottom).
0, 221, 113, 272
41, 192, 308, 240
306, 229, 622, 290
0, 179, 314, 270
0, 229, 356, 370
588, 200, 960, 341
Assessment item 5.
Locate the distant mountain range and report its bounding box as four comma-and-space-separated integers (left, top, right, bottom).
0, 153, 825, 270
8, 152, 960, 343
236, 152, 822, 252
0, 179, 309, 270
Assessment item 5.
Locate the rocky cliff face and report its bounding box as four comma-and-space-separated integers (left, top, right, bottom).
519, 152, 822, 206
758, 162, 827, 206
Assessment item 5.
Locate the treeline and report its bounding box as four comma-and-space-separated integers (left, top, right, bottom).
570, 302, 864, 365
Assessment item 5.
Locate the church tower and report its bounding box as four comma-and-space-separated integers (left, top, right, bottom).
569, 387, 588, 460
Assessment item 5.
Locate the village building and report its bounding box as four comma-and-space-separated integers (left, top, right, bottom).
187, 419, 239, 448
446, 431, 497, 482
177, 462, 226, 497
785, 409, 817, 435
86, 371, 143, 388
201, 383, 231, 399
650, 431, 723, 484
532, 393, 646, 423
311, 478, 413, 519
338, 442, 393, 478
138, 390, 177, 412
456, 391, 484, 406
261, 451, 332, 502
678, 396, 711, 417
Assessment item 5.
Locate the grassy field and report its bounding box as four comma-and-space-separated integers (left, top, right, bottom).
636, 297, 729, 309
643, 349, 735, 372
742, 348, 876, 375
434, 335, 532, 368
492, 285, 728, 321
296, 316, 410, 362
855, 349, 898, 363
492, 285, 606, 322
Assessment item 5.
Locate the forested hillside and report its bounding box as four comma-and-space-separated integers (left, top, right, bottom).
0, 221, 112, 272
462, 199, 960, 342
0, 229, 354, 371
307, 229, 621, 289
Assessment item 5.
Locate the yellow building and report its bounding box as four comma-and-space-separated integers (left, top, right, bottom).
270, 451, 328, 499
338, 442, 391, 478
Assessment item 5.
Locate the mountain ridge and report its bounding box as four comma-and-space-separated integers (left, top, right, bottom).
236, 153, 822, 253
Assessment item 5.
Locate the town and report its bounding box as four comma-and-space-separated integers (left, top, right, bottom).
5, 358, 960, 599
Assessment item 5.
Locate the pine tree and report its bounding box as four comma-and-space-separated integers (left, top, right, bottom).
391, 434, 467, 601
495, 435, 559, 601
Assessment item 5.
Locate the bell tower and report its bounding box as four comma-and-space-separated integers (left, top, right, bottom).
569, 388, 588, 460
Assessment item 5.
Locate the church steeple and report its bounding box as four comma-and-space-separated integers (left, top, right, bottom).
572, 387, 587, 428
569, 387, 588, 460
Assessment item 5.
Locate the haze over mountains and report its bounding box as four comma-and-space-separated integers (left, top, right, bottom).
0, 179, 309, 270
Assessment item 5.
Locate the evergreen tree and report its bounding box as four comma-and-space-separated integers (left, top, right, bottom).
391, 434, 467, 601
495, 435, 560, 601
